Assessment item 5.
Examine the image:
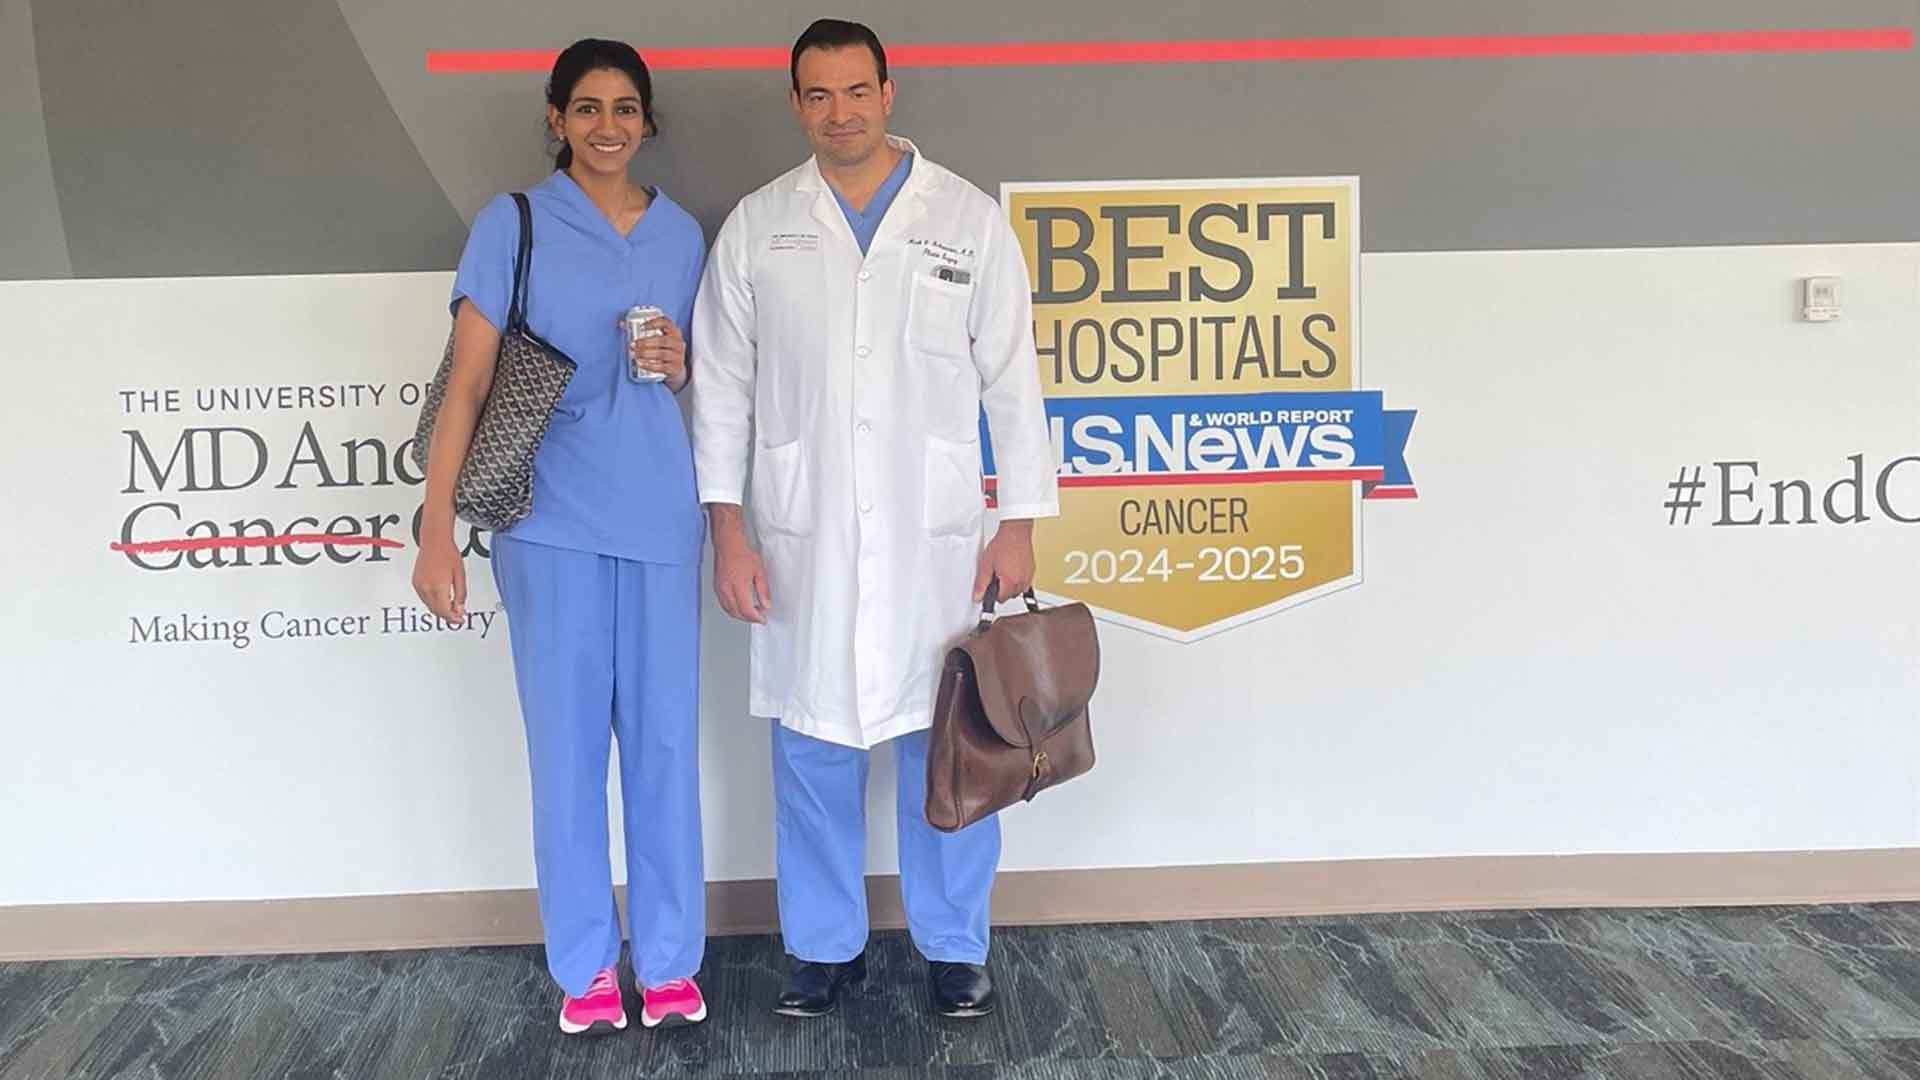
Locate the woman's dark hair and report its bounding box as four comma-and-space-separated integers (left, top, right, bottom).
546, 39, 657, 171
789, 19, 888, 92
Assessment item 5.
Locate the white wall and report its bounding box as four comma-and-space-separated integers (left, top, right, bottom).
3, 242, 1916, 906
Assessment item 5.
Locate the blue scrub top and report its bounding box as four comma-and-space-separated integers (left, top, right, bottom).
451, 172, 706, 566
831, 152, 914, 254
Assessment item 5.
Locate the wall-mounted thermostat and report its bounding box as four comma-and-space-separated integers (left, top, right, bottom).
1801, 276, 1841, 322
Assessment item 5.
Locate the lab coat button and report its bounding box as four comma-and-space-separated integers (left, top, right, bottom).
858, 270, 872, 281
857, 345, 871, 358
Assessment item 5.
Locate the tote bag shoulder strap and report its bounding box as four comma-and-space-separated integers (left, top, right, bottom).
506, 192, 533, 332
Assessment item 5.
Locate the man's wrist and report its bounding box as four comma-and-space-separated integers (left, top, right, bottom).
707, 503, 752, 552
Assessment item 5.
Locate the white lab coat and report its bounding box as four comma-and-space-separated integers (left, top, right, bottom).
690, 136, 1058, 749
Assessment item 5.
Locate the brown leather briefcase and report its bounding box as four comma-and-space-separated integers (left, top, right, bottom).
925, 582, 1100, 833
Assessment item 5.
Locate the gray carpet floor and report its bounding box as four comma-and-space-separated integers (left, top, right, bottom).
6, 904, 1920, 1078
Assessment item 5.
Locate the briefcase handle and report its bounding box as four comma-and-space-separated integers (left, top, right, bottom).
978, 576, 1042, 631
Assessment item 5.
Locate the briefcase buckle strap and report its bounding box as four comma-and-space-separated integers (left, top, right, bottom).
1022, 750, 1051, 801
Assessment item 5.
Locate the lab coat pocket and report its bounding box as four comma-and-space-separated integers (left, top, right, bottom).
907, 275, 973, 361
924, 435, 985, 539
751, 438, 813, 537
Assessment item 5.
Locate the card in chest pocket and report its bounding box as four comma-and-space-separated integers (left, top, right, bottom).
907, 271, 973, 360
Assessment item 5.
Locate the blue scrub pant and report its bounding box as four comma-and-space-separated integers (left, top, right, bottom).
771, 721, 1000, 965
492, 535, 705, 996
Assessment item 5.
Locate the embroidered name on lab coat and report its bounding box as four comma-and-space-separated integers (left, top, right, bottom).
907, 238, 975, 267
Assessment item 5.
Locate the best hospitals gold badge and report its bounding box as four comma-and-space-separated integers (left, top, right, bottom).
989, 178, 1417, 641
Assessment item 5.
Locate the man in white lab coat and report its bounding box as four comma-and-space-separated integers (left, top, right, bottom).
690, 18, 1058, 1019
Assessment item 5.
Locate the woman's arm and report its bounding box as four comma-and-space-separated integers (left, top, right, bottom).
410, 300, 500, 621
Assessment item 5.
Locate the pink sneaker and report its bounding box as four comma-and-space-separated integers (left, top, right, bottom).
558, 968, 628, 1035
641, 977, 708, 1028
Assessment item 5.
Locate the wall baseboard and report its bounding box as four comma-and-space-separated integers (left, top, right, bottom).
5, 848, 1917, 962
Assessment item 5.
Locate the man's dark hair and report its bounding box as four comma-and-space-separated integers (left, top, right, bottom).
789, 18, 888, 92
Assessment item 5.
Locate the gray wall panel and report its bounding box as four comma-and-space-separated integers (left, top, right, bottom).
0, 0, 72, 279
29, 0, 465, 279
8, 0, 1917, 279
338, 0, 1920, 252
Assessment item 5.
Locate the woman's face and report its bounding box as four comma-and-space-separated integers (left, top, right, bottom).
549, 67, 648, 178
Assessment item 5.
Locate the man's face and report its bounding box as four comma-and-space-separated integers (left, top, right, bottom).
790, 44, 893, 169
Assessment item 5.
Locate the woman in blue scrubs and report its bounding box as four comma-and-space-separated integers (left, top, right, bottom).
411, 39, 709, 1034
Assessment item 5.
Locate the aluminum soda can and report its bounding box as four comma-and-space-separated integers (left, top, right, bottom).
624, 304, 667, 383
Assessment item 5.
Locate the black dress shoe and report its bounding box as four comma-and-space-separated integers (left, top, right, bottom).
773, 953, 867, 1018
928, 961, 997, 1018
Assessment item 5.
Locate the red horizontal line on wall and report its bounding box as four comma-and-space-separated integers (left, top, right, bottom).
430, 47, 784, 73
427, 28, 1912, 73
